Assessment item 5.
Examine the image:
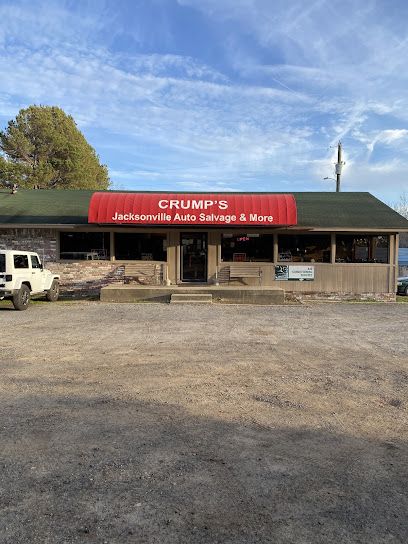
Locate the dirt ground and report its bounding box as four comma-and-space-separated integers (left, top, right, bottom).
0, 301, 407, 544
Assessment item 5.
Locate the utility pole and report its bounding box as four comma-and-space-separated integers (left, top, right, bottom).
324, 141, 346, 192
335, 141, 345, 192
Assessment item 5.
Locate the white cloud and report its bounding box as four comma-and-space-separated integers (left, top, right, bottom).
0, 37, 319, 186
344, 160, 408, 197
176, 181, 241, 192
0, 0, 407, 199
368, 129, 408, 152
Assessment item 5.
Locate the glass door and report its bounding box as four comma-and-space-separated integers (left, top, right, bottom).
180, 233, 208, 282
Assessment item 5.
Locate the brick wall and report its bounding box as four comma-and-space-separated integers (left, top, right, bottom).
47, 261, 124, 298
285, 292, 396, 302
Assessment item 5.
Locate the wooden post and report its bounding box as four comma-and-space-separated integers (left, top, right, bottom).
109, 231, 115, 261
331, 233, 336, 264
273, 233, 279, 263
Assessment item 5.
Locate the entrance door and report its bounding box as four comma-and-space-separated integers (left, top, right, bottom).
180, 233, 208, 282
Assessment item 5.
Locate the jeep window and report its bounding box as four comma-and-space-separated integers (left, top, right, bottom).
31, 255, 42, 269
0, 254, 5, 272
13, 254, 29, 269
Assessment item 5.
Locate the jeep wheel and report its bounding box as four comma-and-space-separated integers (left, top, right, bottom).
46, 280, 60, 302
12, 285, 31, 310
405, 285, 408, 296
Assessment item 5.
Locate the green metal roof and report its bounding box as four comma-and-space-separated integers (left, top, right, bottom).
0, 189, 407, 230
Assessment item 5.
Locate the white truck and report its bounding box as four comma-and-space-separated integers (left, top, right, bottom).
0, 250, 60, 310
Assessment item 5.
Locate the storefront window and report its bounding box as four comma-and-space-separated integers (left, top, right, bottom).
278, 235, 331, 262
114, 233, 167, 261
60, 232, 110, 260
335, 235, 389, 263
221, 234, 273, 262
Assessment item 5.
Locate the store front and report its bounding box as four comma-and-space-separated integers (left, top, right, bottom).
86, 191, 299, 286
1, 188, 408, 300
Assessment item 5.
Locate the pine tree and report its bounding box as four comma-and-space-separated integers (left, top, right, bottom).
0, 105, 109, 189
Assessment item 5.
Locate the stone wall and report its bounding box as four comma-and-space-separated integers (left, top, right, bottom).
0, 228, 57, 261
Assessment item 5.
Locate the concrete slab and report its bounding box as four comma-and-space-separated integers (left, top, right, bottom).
100, 285, 285, 304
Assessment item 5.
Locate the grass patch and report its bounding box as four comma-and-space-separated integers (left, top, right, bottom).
396, 295, 408, 302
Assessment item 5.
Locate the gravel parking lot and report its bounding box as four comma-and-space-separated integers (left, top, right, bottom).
0, 301, 407, 543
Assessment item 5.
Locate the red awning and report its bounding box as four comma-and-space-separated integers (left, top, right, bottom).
88, 192, 297, 227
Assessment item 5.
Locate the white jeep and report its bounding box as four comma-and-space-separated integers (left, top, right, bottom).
0, 250, 60, 310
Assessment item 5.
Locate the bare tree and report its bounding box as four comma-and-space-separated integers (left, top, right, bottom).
391, 193, 408, 247
392, 192, 408, 219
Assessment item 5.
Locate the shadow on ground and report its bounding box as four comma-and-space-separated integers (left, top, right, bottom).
0, 301, 16, 311
0, 393, 407, 544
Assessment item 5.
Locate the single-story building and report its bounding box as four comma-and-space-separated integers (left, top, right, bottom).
1, 189, 408, 301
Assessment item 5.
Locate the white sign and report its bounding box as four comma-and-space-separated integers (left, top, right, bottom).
288, 265, 314, 281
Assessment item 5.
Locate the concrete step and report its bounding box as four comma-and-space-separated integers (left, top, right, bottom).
170, 293, 213, 304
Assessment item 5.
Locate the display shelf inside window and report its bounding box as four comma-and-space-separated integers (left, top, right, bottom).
335, 235, 389, 263
59, 232, 110, 260
278, 235, 331, 263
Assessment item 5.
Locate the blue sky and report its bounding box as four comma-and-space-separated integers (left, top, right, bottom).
0, 0, 407, 202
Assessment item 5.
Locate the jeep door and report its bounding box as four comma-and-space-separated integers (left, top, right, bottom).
30, 255, 44, 293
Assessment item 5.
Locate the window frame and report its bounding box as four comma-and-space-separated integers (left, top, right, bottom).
13, 254, 30, 269
31, 255, 42, 269
113, 232, 168, 261
221, 233, 274, 263
335, 234, 390, 264
277, 233, 332, 264
59, 231, 111, 261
